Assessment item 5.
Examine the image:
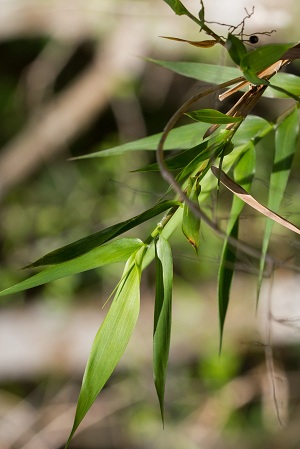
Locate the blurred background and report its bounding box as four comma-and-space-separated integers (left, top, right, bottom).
1, 1, 300, 448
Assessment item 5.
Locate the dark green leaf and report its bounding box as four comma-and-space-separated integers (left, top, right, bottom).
226, 33, 247, 66
0, 238, 143, 298
162, 0, 189, 15
66, 259, 142, 447
153, 234, 173, 424
186, 108, 242, 124
27, 200, 180, 267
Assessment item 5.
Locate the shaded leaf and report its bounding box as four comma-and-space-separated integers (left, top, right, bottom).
27, 200, 180, 267
218, 144, 255, 352
0, 238, 144, 298
257, 106, 299, 300
211, 166, 300, 235
186, 108, 242, 124
153, 234, 173, 424
66, 258, 142, 447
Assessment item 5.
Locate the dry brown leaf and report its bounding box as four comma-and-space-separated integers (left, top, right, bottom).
211, 165, 300, 235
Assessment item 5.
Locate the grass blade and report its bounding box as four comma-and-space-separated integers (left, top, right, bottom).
153, 234, 173, 424
0, 238, 143, 298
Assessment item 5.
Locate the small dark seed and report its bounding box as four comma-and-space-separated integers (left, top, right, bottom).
249, 35, 259, 44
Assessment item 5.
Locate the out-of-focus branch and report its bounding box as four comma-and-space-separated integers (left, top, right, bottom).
0, 17, 148, 199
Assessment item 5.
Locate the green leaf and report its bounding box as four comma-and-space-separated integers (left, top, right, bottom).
77, 122, 210, 159
0, 238, 144, 298
148, 58, 241, 85
232, 115, 273, 146
153, 234, 173, 424
182, 177, 201, 253
226, 33, 247, 66
162, 0, 189, 16
26, 200, 180, 267
186, 108, 242, 124
135, 140, 210, 172
218, 144, 255, 352
66, 258, 142, 447
240, 43, 295, 79
266, 73, 300, 98
148, 59, 300, 99
257, 106, 299, 300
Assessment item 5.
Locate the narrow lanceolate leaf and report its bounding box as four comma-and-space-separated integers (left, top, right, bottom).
66, 259, 142, 447
218, 144, 255, 353
75, 122, 210, 158
148, 59, 300, 99
186, 109, 242, 124
0, 238, 144, 298
27, 200, 180, 267
211, 166, 300, 235
153, 234, 173, 424
257, 106, 299, 300
182, 177, 201, 253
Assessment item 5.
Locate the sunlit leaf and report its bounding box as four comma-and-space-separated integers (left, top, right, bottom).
153, 234, 173, 423
211, 166, 300, 235
26, 200, 180, 267
186, 108, 242, 124
0, 238, 144, 298
66, 258, 142, 447
218, 144, 255, 352
182, 177, 201, 253
257, 106, 299, 300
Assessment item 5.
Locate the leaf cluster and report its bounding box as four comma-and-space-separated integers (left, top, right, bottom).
1, 1, 300, 446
